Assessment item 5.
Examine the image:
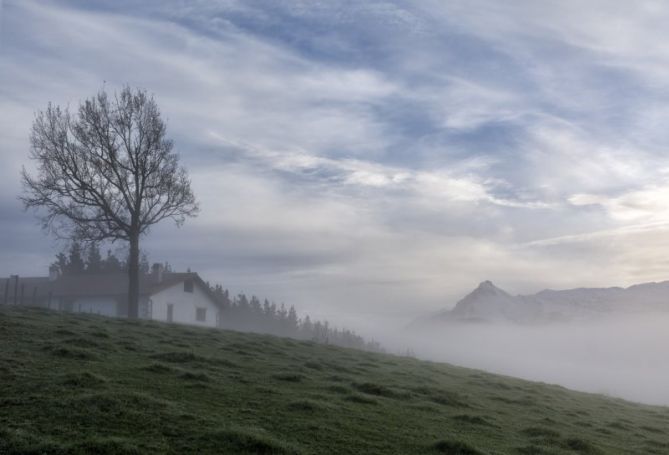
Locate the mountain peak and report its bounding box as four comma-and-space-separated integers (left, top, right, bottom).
477, 280, 497, 290
425, 277, 669, 326
472, 280, 506, 296
448, 280, 513, 320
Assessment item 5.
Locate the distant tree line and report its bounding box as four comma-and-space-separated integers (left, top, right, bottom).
51, 242, 384, 353
208, 284, 383, 352
51, 242, 152, 276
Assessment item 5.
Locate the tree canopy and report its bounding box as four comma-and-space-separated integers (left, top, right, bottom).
21, 86, 198, 317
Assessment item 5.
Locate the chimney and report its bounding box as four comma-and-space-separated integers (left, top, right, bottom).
49, 265, 60, 282
151, 263, 164, 283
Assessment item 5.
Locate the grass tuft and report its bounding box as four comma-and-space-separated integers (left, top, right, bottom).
272, 373, 305, 382
561, 438, 602, 454
179, 371, 211, 382
413, 386, 469, 407
142, 362, 175, 374
515, 445, 558, 454
71, 437, 142, 455
179, 428, 301, 454
453, 414, 494, 427
344, 393, 377, 405
150, 351, 201, 363
432, 439, 484, 454
286, 399, 326, 413
353, 382, 400, 398
522, 426, 561, 439
60, 371, 108, 388
45, 346, 98, 360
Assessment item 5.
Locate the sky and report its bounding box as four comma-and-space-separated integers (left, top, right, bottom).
3, 0, 669, 329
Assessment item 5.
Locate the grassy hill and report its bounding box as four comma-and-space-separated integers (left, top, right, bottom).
1, 306, 668, 455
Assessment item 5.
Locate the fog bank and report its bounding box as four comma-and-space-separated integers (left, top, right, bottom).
388, 313, 669, 406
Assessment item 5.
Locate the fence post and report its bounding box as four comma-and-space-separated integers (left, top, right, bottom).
20, 283, 25, 306
3, 279, 8, 305
13, 275, 19, 305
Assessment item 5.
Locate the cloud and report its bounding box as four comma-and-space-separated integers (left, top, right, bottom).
4, 0, 669, 333
570, 184, 669, 222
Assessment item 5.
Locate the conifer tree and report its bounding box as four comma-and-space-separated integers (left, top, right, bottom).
66, 242, 85, 275
85, 243, 103, 274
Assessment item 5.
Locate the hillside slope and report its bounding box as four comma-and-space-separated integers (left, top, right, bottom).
1, 306, 668, 454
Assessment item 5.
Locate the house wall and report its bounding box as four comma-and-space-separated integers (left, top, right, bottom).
149, 281, 220, 328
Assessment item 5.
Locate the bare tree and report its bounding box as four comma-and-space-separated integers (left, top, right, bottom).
21, 86, 199, 318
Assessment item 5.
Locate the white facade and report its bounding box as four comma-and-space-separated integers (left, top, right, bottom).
148, 280, 220, 328
44, 278, 221, 327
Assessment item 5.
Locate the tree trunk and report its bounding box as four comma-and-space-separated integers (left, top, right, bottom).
127, 232, 140, 319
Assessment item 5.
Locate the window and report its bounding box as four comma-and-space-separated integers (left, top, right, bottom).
184, 279, 194, 293
196, 308, 206, 322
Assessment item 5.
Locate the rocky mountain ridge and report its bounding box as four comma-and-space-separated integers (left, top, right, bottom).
427, 279, 669, 324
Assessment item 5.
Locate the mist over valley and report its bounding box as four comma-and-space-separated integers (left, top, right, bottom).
391, 280, 669, 406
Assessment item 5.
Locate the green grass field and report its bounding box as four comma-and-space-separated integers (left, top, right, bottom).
1, 306, 668, 454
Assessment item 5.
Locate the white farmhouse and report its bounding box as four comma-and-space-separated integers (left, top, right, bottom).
1, 264, 222, 328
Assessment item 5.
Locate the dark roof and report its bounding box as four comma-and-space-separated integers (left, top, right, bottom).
0, 272, 219, 305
